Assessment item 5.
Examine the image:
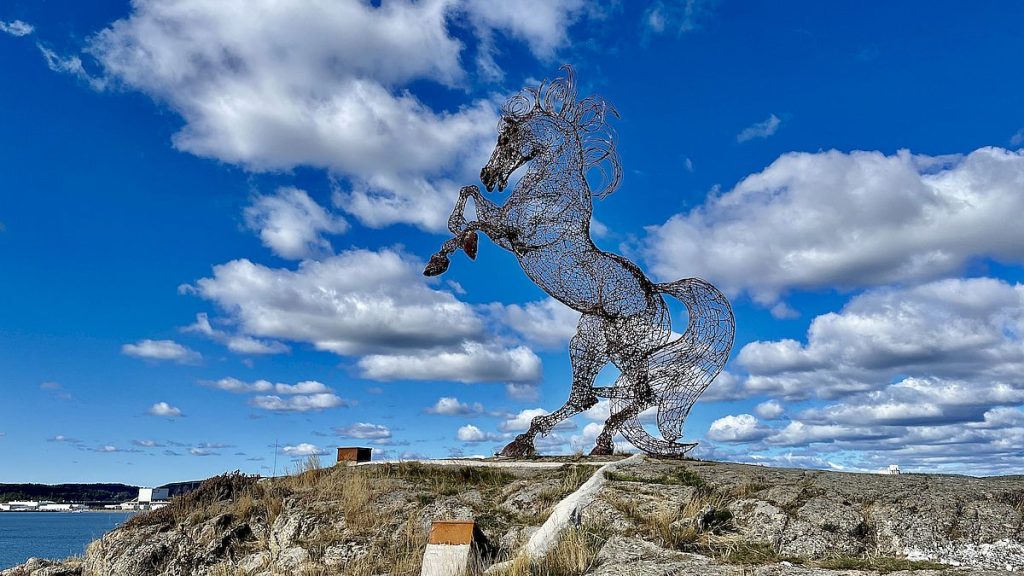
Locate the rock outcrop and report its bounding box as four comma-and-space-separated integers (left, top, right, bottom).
3, 458, 1022, 575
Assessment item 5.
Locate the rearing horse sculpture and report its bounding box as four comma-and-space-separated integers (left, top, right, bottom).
424, 66, 734, 457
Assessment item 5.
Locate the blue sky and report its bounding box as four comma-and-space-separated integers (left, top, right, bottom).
2, 1, 1023, 485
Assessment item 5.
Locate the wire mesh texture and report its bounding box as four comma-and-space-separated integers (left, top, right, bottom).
424, 66, 735, 457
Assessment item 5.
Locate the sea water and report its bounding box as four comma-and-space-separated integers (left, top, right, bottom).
0, 512, 134, 569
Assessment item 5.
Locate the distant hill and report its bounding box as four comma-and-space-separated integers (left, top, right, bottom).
0, 483, 137, 505
0, 480, 202, 505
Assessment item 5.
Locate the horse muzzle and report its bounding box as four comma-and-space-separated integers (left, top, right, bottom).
480, 166, 506, 193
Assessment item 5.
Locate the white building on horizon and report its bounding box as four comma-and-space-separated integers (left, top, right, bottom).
104, 487, 171, 511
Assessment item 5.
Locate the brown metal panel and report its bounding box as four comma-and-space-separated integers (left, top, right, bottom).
336, 447, 372, 463
428, 520, 475, 545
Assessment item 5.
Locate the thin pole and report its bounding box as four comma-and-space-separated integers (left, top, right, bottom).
272, 438, 278, 477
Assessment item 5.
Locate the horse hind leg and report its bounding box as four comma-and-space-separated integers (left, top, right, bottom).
499, 314, 606, 457
591, 397, 645, 456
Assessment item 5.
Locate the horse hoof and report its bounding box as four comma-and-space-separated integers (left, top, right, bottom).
589, 437, 614, 456
498, 434, 536, 458
423, 253, 450, 276
462, 231, 478, 260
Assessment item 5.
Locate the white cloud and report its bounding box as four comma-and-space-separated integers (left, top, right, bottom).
736, 113, 781, 142
644, 147, 1024, 308
122, 339, 200, 363
457, 424, 485, 442
334, 422, 391, 440
505, 383, 540, 402
183, 313, 288, 355
274, 381, 331, 395
188, 247, 543, 385
358, 342, 541, 383
500, 408, 547, 432
188, 249, 484, 356
797, 377, 1024, 428
85, 0, 500, 231
244, 187, 347, 259
202, 377, 274, 394
494, 298, 580, 349
463, 0, 584, 58
644, 0, 713, 36
707, 414, 771, 442
456, 424, 505, 443
754, 400, 785, 420
1011, 129, 1024, 146
282, 443, 326, 456
427, 397, 484, 416
37, 45, 106, 90
148, 402, 183, 418
250, 393, 346, 413
190, 447, 217, 456
133, 439, 163, 448
0, 20, 33, 36
734, 278, 1024, 401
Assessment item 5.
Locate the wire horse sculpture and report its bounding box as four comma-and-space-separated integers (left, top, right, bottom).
424, 66, 735, 457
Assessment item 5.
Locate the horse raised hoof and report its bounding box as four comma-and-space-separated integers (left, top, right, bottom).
423, 253, 450, 276
498, 433, 536, 458
461, 231, 478, 260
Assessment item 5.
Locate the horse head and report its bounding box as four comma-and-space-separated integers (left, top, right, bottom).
480, 112, 573, 193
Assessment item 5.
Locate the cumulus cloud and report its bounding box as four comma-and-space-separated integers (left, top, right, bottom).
0, 20, 33, 36
736, 114, 781, 142
187, 247, 542, 386
456, 424, 505, 443
183, 313, 288, 355
734, 278, 1024, 401
427, 397, 485, 416
494, 298, 580, 349
334, 422, 392, 440
358, 342, 541, 383
202, 377, 273, 394
644, 147, 1024, 308
84, 0, 503, 231
122, 339, 200, 363
754, 400, 785, 420
148, 402, 183, 418
187, 249, 483, 356
251, 393, 346, 413
282, 443, 326, 456
707, 414, 771, 442
244, 187, 348, 259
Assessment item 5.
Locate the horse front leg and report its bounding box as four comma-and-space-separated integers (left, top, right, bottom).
424, 185, 508, 276
499, 314, 606, 457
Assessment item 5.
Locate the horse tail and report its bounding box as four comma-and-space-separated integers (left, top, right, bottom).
614, 277, 735, 455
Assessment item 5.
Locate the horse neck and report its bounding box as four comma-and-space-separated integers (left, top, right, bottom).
518, 143, 590, 206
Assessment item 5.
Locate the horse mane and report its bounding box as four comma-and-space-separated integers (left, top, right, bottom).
500, 65, 623, 199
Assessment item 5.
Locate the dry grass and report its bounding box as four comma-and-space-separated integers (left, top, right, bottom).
125, 471, 260, 529
492, 524, 606, 576
606, 480, 734, 554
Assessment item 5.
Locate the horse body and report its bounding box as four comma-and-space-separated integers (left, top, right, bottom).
424, 67, 734, 456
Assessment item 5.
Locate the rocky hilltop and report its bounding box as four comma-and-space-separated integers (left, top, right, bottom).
4, 456, 1022, 575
